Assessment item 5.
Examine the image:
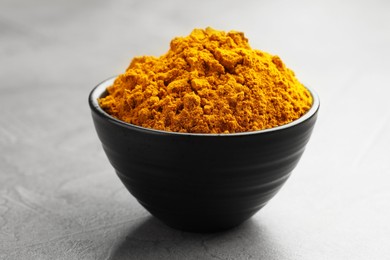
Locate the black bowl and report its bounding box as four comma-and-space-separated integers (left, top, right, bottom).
89, 77, 319, 232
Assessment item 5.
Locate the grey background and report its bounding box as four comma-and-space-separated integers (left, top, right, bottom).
1, 0, 389, 259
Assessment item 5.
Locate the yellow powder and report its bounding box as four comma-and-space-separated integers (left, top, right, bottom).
99, 27, 312, 133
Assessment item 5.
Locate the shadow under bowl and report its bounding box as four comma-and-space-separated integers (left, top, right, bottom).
89, 77, 320, 232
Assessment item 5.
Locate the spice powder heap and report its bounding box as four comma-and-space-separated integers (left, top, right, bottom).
99, 27, 312, 134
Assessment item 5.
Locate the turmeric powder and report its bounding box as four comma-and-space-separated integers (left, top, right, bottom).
99, 27, 312, 134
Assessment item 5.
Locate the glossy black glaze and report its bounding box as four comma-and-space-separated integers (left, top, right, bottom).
89, 77, 319, 232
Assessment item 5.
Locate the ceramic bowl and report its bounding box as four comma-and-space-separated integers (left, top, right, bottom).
89, 77, 319, 232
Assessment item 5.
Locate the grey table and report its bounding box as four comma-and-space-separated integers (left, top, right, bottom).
1, 0, 390, 259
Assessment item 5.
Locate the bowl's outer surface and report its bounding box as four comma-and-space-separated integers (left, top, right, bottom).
89, 78, 319, 232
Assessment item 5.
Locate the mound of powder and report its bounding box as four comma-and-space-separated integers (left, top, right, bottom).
99, 27, 312, 133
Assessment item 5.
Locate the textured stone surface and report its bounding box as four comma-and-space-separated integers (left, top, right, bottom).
1, 0, 390, 259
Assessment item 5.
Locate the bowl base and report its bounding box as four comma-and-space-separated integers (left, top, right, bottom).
141, 202, 259, 233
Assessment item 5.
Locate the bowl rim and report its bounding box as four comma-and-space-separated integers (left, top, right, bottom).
89, 76, 320, 136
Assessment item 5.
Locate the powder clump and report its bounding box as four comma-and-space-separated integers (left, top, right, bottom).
99, 27, 312, 133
